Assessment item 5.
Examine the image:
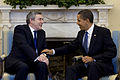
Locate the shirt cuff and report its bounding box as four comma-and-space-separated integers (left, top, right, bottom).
34, 56, 39, 62
52, 49, 55, 55
93, 59, 96, 62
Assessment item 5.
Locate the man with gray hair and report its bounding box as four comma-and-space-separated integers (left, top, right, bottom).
4, 11, 49, 80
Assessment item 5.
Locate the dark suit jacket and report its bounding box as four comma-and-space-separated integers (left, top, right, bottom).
55, 24, 117, 74
5, 24, 47, 68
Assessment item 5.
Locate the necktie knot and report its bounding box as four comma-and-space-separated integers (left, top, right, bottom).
33, 31, 37, 38
85, 32, 88, 38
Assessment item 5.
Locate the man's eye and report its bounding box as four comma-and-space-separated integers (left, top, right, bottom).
39, 18, 44, 20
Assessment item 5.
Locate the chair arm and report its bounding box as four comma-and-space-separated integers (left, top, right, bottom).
0, 54, 6, 79
0, 54, 7, 61
72, 55, 83, 62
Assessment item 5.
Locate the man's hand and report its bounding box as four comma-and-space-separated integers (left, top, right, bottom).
37, 54, 49, 66
41, 49, 53, 55
82, 56, 94, 63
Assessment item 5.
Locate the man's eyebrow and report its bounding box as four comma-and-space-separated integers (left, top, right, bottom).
39, 18, 44, 20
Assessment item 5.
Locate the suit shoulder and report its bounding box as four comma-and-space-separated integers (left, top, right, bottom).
95, 25, 110, 32
15, 24, 28, 29
14, 24, 29, 31
39, 29, 45, 33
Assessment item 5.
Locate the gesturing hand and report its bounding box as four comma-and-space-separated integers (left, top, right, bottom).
41, 49, 53, 55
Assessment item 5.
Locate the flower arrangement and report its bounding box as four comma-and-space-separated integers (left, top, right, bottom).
4, 0, 105, 9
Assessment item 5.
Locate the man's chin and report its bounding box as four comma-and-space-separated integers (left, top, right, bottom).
36, 27, 42, 30
79, 27, 84, 30
38, 26, 42, 30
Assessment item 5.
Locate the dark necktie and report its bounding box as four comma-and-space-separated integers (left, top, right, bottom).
83, 32, 88, 54
33, 31, 38, 54
83, 32, 88, 67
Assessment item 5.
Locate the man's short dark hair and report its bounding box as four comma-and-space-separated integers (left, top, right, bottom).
26, 11, 42, 24
78, 9, 94, 23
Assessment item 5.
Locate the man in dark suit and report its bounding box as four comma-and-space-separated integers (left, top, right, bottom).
4, 11, 49, 80
42, 9, 117, 80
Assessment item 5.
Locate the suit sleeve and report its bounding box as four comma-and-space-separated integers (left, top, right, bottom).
54, 31, 82, 55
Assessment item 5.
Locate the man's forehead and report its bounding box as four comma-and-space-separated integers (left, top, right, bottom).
35, 14, 43, 18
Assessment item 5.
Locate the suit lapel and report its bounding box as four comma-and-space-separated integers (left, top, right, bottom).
37, 30, 43, 51
79, 30, 87, 54
80, 30, 85, 44
25, 25, 35, 47
88, 25, 98, 55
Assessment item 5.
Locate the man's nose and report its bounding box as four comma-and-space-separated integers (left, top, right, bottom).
40, 20, 44, 23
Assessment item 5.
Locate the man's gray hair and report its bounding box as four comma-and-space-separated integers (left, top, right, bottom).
26, 11, 42, 24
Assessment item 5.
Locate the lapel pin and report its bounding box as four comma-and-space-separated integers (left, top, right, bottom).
94, 34, 96, 37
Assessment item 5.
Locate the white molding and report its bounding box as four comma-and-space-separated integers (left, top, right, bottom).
0, 5, 113, 10
0, 4, 113, 37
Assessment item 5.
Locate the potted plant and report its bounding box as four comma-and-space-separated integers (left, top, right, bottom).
4, 0, 105, 9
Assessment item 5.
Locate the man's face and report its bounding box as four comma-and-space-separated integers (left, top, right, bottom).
77, 14, 89, 30
31, 14, 44, 30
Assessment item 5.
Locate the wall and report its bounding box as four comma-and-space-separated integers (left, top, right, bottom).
104, 0, 120, 31
0, 0, 119, 31
0, 0, 5, 5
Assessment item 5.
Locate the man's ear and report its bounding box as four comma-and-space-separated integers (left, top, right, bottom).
30, 19, 32, 22
30, 19, 34, 23
86, 19, 90, 23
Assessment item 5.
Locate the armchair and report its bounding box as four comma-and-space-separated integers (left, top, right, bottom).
0, 27, 36, 80
0, 54, 5, 79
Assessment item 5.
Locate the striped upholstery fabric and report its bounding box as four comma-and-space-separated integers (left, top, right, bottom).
2, 73, 35, 80
81, 74, 118, 80
112, 31, 120, 74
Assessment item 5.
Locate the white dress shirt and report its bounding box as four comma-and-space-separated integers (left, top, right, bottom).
29, 26, 39, 62
83, 23, 94, 51
29, 26, 37, 38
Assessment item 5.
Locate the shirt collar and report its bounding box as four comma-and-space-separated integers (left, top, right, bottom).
29, 25, 35, 32
29, 25, 37, 37
86, 23, 94, 35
